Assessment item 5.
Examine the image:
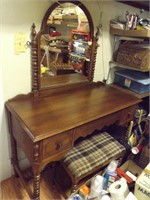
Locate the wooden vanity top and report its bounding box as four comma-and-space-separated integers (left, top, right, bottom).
6, 83, 141, 142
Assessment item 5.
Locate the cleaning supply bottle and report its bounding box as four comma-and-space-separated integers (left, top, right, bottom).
104, 160, 119, 190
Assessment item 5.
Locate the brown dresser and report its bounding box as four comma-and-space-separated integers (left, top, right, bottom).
5, 83, 141, 199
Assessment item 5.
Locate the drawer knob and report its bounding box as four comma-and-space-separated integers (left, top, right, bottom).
56, 143, 61, 150
128, 112, 132, 118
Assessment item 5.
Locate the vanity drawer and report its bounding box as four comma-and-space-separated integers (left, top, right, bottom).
118, 105, 136, 125
74, 112, 121, 141
43, 131, 73, 159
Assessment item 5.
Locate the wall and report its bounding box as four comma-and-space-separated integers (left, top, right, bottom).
0, 0, 51, 182
0, 0, 148, 181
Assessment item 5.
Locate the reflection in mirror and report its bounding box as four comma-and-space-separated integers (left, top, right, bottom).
31, 1, 97, 94
40, 2, 92, 88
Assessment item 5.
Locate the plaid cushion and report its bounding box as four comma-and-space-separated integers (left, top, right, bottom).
63, 132, 125, 178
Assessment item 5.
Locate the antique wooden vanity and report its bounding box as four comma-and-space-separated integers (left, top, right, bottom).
5, 1, 141, 199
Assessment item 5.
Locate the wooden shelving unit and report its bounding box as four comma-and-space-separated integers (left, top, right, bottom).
110, 83, 149, 99
109, 27, 150, 100
109, 61, 150, 72
40, 45, 68, 53
47, 14, 78, 27
110, 27, 150, 38
47, 21, 78, 27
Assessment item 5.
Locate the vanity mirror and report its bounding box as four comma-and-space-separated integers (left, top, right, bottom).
31, 0, 99, 96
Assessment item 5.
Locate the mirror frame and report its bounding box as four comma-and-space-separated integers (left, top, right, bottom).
31, 0, 98, 96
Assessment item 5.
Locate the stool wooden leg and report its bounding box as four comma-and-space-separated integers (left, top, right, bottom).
72, 183, 77, 193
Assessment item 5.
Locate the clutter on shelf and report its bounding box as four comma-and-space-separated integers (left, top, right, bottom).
109, 11, 150, 99
110, 9, 150, 31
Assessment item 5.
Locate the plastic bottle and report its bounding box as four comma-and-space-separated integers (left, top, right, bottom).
104, 160, 119, 190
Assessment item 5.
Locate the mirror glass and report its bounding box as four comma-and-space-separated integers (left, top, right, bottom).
32, 1, 95, 91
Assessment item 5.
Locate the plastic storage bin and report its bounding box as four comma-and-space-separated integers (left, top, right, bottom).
114, 69, 150, 94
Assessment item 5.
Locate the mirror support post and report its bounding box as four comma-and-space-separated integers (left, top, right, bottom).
88, 25, 101, 82
88, 37, 97, 82
31, 23, 39, 96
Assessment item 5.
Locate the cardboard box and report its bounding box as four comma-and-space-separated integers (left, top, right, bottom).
134, 163, 150, 200
120, 160, 142, 175
117, 160, 142, 183
114, 69, 150, 94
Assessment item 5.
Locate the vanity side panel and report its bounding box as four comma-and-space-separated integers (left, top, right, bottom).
10, 112, 34, 163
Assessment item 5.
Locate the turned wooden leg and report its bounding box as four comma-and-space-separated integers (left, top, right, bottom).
10, 134, 19, 177
33, 174, 41, 200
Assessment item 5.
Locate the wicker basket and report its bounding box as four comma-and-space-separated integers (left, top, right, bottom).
115, 44, 150, 70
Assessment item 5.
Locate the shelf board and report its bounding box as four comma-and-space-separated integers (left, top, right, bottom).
53, 14, 78, 20
110, 27, 150, 38
72, 39, 88, 44
42, 34, 70, 42
109, 61, 150, 72
70, 53, 86, 59
109, 84, 150, 99
40, 45, 68, 53
47, 20, 78, 27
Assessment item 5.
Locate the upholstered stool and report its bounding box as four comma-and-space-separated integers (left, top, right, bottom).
59, 131, 126, 193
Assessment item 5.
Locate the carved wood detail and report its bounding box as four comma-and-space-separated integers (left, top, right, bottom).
88, 25, 101, 81
31, 23, 38, 94
88, 36, 98, 82
33, 174, 41, 200
33, 143, 40, 161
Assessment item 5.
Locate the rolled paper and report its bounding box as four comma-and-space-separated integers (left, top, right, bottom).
109, 178, 129, 200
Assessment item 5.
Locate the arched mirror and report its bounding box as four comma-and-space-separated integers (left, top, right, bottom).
31, 0, 99, 95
